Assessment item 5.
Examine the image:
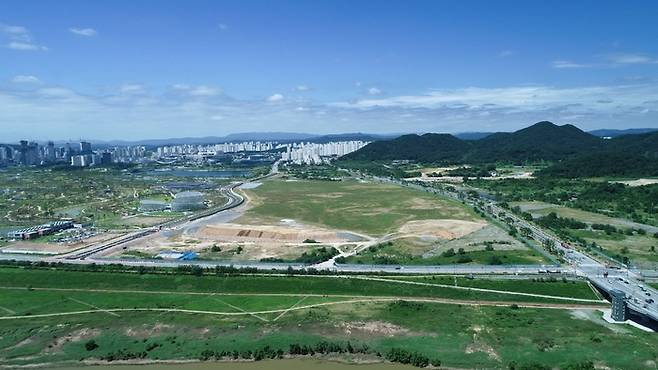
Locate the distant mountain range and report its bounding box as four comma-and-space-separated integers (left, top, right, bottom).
341, 121, 658, 177
85, 132, 397, 147
456, 127, 658, 140
5, 127, 656, 148
588, 128, 658, 138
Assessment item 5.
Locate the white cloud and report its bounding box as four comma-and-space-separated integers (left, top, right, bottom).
607, 53, 658, 65
2, 82, 657, 142
368, 87, 382, 95
171, 84, 221, 97
0, 23, 30, 41
12, 75, 40, 83
189, 85, 221, 97
69, 27, 97, 37
1, 23, 47, 51
120, 84, 145, 94
6, 41, 47, 51
35, 87, 79, 99
552, 60, 591, 69
333, 85, 658, 115
267, 93, 284, 102
218, 23, 228, 31
498, 50, 514, 58
295, 85, 310, 91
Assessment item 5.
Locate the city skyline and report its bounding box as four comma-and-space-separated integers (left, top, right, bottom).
2, 0, 658, 141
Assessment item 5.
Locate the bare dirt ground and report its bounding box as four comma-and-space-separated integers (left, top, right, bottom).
45, 327, 101, 353
398, 219, 487, 240
199, 223, 350, 243
438, 225, 528, 252
613, 178, 658, 187
370, 223, 528, 258
108, 218, 361, 262
101, 180, 527, 264
337, 321, 414, 338
569, 309, 630, 334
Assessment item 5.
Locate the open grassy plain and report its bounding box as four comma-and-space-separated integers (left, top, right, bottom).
340, 240, 548, 266
511, 201, 658, 232
237, 179, 480, 236
0, 267, 654, 370
511, 201, 658, 267
340, 223, 551, 266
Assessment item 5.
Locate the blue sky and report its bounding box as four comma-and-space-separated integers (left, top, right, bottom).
2, 0, 658, 141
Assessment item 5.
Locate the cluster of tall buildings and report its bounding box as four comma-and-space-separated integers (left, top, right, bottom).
155, 141, 276, 159
0, 140, 148, 167
281, 141, 368, 165
0, 138, 369, 168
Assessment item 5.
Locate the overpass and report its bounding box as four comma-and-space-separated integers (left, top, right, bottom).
377, 176, 658, 326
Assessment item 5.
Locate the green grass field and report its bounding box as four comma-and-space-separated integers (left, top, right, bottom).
0, 268, 599, 304
510, 201, 654, 231
509, 201, 658, 267
0, 267, 653, 370
379, 276, 600, 299
341, 240, 549, 266
238, 179, 480, 236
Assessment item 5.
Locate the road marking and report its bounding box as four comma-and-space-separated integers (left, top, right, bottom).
68, 297, 120, 317
272, 295, 308, 322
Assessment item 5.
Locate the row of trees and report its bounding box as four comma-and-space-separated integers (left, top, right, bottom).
473, 178, 658, 227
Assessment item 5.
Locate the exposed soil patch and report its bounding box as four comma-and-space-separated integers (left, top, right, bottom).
399, 219, 487, 240
46, 327, 100, 352
465, 325, 500, 361
338, 321, 412, 338
125, 323, 173, 338
614, 178, 658, 187
570, 309, 629, 334
199, 223, 349, 243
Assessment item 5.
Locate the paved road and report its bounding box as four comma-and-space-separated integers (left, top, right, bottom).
50, 160, 284, 261
1, 166, 657, 324
380, 176, 658, 323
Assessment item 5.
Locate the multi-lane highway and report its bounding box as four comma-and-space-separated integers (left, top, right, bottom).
379, 177, 658, 324
1, 165, 657, 326
53, 160, 281, 261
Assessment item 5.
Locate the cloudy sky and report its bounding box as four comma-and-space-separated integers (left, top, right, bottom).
2, 0, 658, 141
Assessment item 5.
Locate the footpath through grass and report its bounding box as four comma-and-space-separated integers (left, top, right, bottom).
0, 268, 653, 370
378, 275, 600, 300
0, 268, 601, 306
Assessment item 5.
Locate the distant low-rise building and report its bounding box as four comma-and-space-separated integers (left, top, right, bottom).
7, 220, 74, 240
171, 191, 205, 211
139, 199, 169, 212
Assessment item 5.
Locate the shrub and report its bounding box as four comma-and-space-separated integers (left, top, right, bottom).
85, 339, 99, 351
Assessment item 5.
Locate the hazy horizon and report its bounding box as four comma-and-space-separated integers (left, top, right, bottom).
2, 0, 658, 141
